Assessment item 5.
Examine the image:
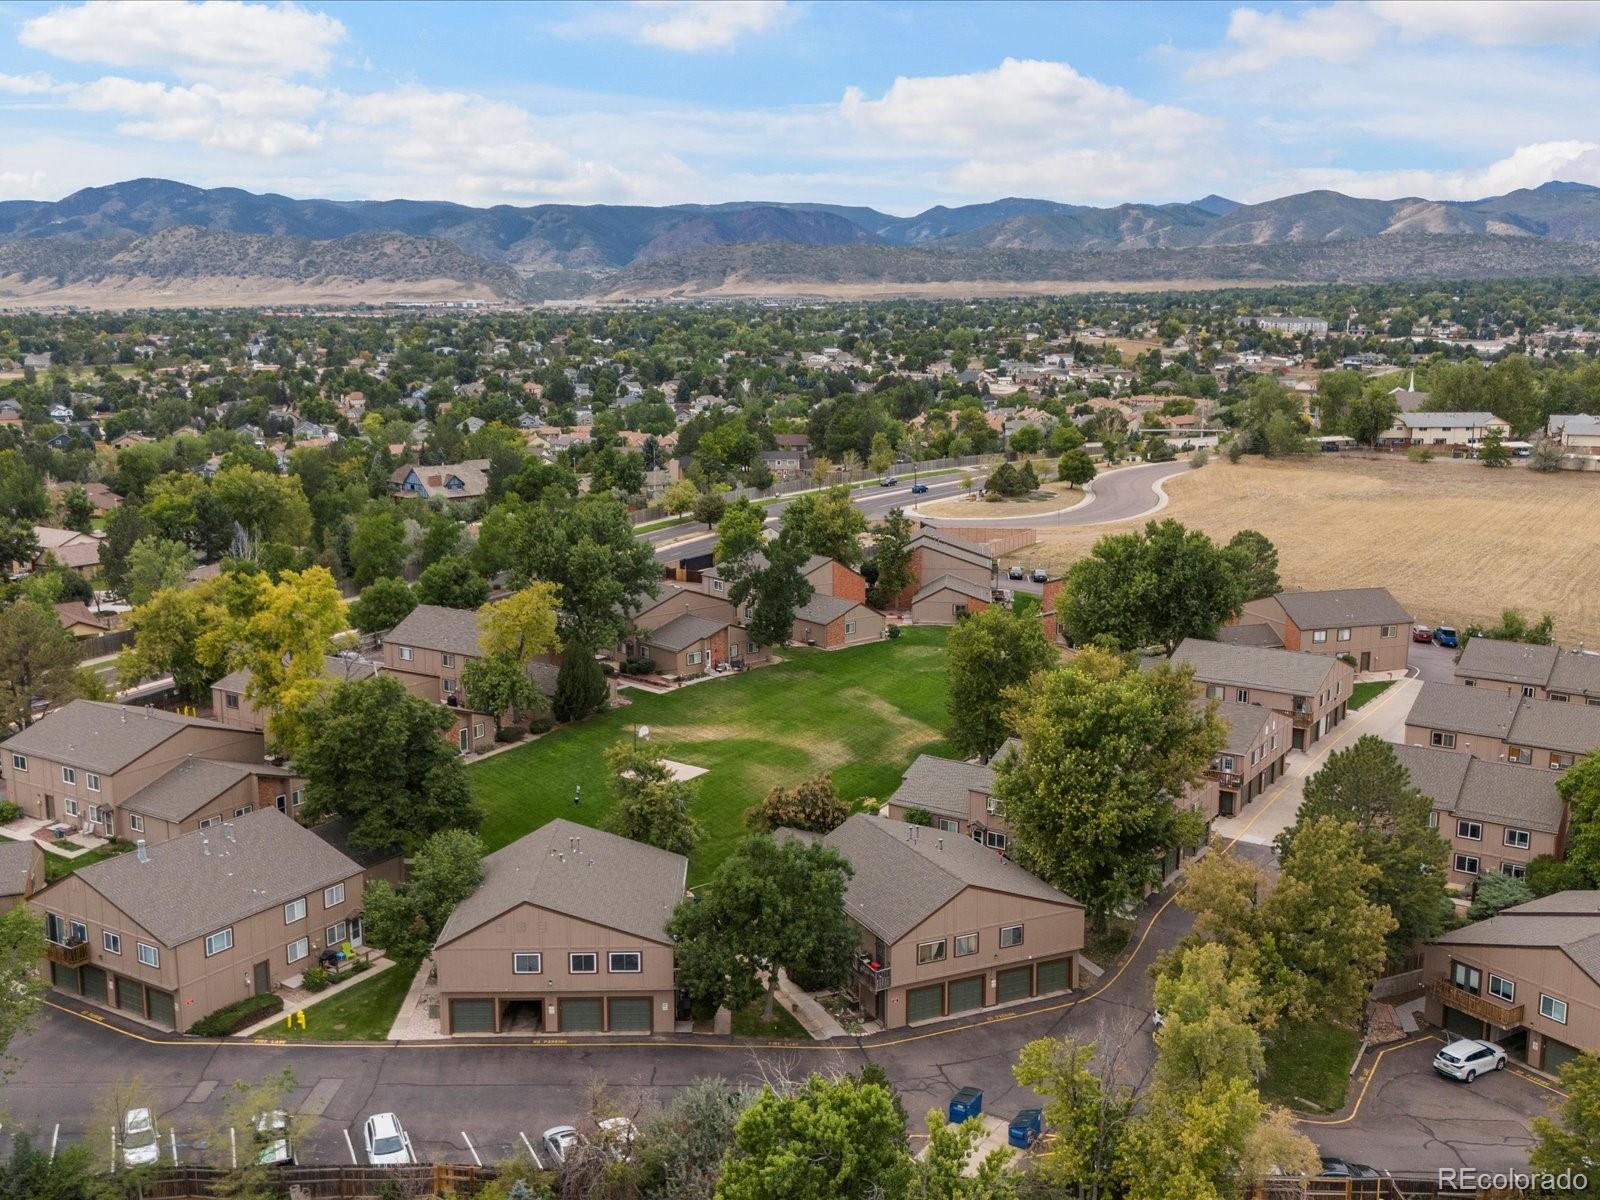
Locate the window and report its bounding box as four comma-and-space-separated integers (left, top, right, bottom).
986, 795, 1000, 815
1451, 962, 1481, 993
1551, 753, 1574, 771
1464, 679, 1476, 687
10, 753, 25, 771
1454, 853, 1480, 875
1219, 755, 1235, 773
64, 798, 78, 817
1457, 819, 1482, 841
473, 722, 485, 739
845, 621, 857, 635
1381, 624, 1396, 638
1235, 688, 1249, 703
61, 766, 75, 784
1205, 684, 1224, 700
326, 922, 347, 946
1431, 731, 1456, 749
1488, 975, 1515, 1003
1521, 685, 1536, 698
86, 805, 100, 825
199, 815, 220, 829
225, 692, 239, 709
609, 951, 642, 973
323, 882, 345, 908
86, 773, 100, 793
1312, 629, 1328, 644
954, 933, 979, 957
205, 928, 233, 957
292, 789, 304, 808
137, 942, 159, 968
1502, 862, 1527, 879
1539, 994, 1568, 1024
1504, 828, 1530, 850
999, 924, 1024, 948
442, 652, 455, 667
1337, 628, 1351, 642
69, 920, 87, 944
287, 938, 308, 964
916, 939, 947, 965
729, 642, 740, 659
285, 898, 306, 924
712, 579, 724, 592
569, 952, 598, 974
1552, 693, 1569, 702
103, 931, 122, 955
1507, 746, 1532, 765
749, 643, 761, 656
232, 805, 252, 818
513, 952, 542, 974
1427, 810, 1439, 829
937, 818, 958, 833
688, 651, 703, 665
985, 830, 1007, 850
128, 814, 143, 833
443, 678, 456, 694
398, 645, 414, 662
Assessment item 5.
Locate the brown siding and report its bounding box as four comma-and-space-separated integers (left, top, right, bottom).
910, 588, 989, 627
1422, 942, 1599, 1063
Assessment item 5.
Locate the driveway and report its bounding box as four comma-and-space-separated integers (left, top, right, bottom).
1305, 1035, 1556, 1174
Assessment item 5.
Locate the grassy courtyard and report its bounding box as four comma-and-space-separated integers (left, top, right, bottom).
256, 959, 417, 1042
468, 627, 952, 883
1349, 679, 1396, 710
1259, 1018, 1363, 1112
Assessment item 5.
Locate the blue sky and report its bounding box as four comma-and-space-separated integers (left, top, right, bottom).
3, 0, 1600, 212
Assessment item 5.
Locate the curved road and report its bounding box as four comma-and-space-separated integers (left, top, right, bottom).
912, 459, 1189, 529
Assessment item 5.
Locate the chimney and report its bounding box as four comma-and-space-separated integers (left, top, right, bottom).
135, 839, 149, 864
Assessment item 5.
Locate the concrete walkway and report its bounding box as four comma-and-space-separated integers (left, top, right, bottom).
1211, 676, 1420, 847
233, 955, 396, 1038
773, 970, 847, 1039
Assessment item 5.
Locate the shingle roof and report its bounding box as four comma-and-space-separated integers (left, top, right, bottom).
213, 653, 379, 696
0, 701, 245, 775
1170, 638, 1339, 696
646, 612, 730, 652
0, 839, 39, 898
818, 813, 1078, 944
1210, 700, 1276, 755
1404, 683, 1518, 739
67, 809, 362, 946
794, 593, 864, 625
1433, 891, 1600, 986
1396, 411, 1501, 428
1392, 742, 1564, 833
887, 754, 995, 820
1273, 587, 1413, 629
385, 604, 483, 658
1507, 698, 1600, 755
1548, 651, 1600, 700
1455, 638, 1560, 687
435, 819, 686, 947
911, 530, 995, 568
912, 574, 993, 604
1216, 622, 1284, 650
120, 758, 279, 823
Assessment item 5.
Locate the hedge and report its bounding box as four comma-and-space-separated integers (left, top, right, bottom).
191, 992, 284, 1036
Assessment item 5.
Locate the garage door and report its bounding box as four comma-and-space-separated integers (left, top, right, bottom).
1035, 958, 1071, 996
946, 975, 985, 1015
996, 965, 1033, 1004
449, 998, 495, 1035
145, 989, 176, 1030
1543, 1038, 1580, 1073
79, 965, 107, 1004
1444, 1006, 1485, 1041
906, 984, 943, 1024
559, 997, 603, 1032
608, 997, 651, 1032
116, 976, 144, 1016
50, 962, 80, 993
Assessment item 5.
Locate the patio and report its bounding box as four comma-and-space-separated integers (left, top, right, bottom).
0, 815, 111, 859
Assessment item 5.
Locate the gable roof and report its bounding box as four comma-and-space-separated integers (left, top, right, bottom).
435, 819, 686, 947
385, 604, 483, 658
887, 753, 995, 820
213, 653, 379, 696
1395, 411, 1503, 429
912, 574, 993, 604
911, 530, 995, 569
1549, 651, 1600, 700
1391, 742, 1563, 833
1455, 638, 1560, 687
54, 601, 112, 632
1272, 587, 1412, 630
818, 814, 1078, 943
1210, 700, 1277, 755
1433, 891, 1600, 986
1170, 638, 1340, 696
1507, 697, 1600, 755
794, 593, 867, 625
1216, 622, 1284, 650
1404, 682, 1518, 739
120, 757, 289, 824
65, 809, 362, 946
646, 612, 730, 652
1, 700, 246, 775
0, 839, 40, 898
391, 459, 490, 499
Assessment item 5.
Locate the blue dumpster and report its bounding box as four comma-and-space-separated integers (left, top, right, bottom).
1008, 1108, 1043, 1148
947, 1087, 983, 1124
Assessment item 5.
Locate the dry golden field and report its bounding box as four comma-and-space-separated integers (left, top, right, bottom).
1021, 455, 1600, 645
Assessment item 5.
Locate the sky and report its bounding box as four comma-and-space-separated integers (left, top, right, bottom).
3, 0, 1600, 214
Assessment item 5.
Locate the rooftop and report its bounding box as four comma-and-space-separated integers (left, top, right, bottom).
1272, 587, 1412, 630
1, 701, 247, 775
1454, 638, 1560, 687
887, 753, 995, 821
794, 592, 864, 625
386, 604, 483, 658
1391, 743, 1564, 834
0, 839, 39, 898
913, 574, 994, 604
646, 612, 730, 652
1433, 891, 1600, 986
120, 757, 289, 824
1404, 683, 1518, 739
1170, 638, 1341, 697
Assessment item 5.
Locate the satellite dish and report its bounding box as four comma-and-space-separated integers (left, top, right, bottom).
638, 725, 651, 740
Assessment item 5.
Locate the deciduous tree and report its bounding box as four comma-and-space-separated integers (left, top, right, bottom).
0, 906, 47, 1061
1558, 753, 1600, 887
415, 555, 490, 609
122, 535, 193, 605
1012, 1036, 1131, 1198
745, 775, 848, 834
605, 737, 703, 856
364, 829, 485, 962
869, 507, 914, 609
1223, 529, 1280, 601
0, 602, 84, 733
347, 575, 416, 634
945, 604, 1055, 761
478, 581, 561, 664
461, 654, 540, 733
1529, 1052, 1600, 1192
348, 504, 408, 586
781, 484, 867, 565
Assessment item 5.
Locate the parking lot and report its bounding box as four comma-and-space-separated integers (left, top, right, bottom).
1306, 1035, 1559, 1174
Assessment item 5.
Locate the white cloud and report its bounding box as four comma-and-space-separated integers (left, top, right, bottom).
69, 76, 327, 156
1368, 0, 1600, 47
0, 73, 60, 96
556, 0, 790, 52
19, 1, 347, 78
1277, 140, 1600, 202
1189, 5, 1380, 79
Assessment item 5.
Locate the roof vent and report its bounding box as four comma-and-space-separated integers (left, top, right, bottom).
937, 838, 943, 851
135, 839, 149, 864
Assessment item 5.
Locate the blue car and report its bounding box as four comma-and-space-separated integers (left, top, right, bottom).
1433, 625, 1459, 648
910, 482, 929, 494
1008, 1108, 1043, 1149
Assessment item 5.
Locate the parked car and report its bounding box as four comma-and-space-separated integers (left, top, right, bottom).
1412, 625, 1433, 643
543, 1125, 581, 1166
880, 476, 898, 487
254, 1110, 294, 1166
121, 1108, 160, 1168
1008, 1108, 1044, 1149
363, 1112, 414, 1165
911, 481, 929, 494
947, 1087, 983, 1123
1150, 1008, 1165, 1031
1319, 1157, 1380, 1179
1008, 566, 1025, 580
1433, 625, 1459, 648
1030, 568, 1048, 583
1432, 1038, 1507, 1082
597, 1116, 637, 1161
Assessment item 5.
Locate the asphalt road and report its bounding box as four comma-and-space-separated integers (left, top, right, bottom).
914, 459, 1190, 530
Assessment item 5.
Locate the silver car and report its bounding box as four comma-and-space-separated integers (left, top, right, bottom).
363, 1112, 414, 1165
121, 1108, 160, 1168
1432, 1038, 1507, 1082
543, 1124, 581, 1166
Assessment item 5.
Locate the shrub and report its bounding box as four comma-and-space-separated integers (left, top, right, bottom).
0, 799, 21, 824
1407, 445, 1435, 463
191, 992, 284, 1036
301, 966, 333, 993
527, 715, 555, 735
1339, 653, 1358, 669
1223, 440, 1245, 464
885, 624, 901, 640
746, 775, 849, 834
495, 726, 526, 744
902, 807, 932, 826
1190, 447, 1210, 469
623, 656, 657, 675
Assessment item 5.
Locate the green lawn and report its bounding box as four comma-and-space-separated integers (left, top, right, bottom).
1349, 680, 1397, 710
257, 959, 417, 1041
44, 841, 133, 883
1259, 1019, 1362, 1112
468, 628, 952, 883
731, 998, 809, 1039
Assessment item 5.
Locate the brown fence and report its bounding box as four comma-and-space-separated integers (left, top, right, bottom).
74, 629, 134, 661
1248, 1177, 1532, 1200
134, 1163, 494, 1198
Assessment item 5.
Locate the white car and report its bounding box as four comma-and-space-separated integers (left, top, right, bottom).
543, 1124, 581, 1166
121, 1107, 160, 1167
254, 1110, 294, 1166
1150, 1009, 1165, 1031
1433, 1038, 1507, 1082
597, 1116, 638, 1161
363, 1112, 414, 1165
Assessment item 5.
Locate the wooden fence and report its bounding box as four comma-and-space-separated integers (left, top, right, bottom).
1248, 1177, 1536, 1200
133, 1163, 493, 1198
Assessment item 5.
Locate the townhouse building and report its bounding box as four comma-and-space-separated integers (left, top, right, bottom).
1454, 638, 1600, 705
1379, 411, 1512, 455
1170, 638, 1355, 751
211, 653, 380, 734
0, 840, 45, 914
890, 530, 998, 611
1206, 700, 1289, 818
1233, 586, 1412, 674
883, 750, 1012, 853
1403, 683, 1600, 771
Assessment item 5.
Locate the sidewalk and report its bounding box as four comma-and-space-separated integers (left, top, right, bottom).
773, 969, 846, 1039
386, 957, 438, 1041
233, 954, 396, 1037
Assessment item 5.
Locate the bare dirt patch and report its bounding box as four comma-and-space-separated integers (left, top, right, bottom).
602, 277, 1295, 302
1020, 455, 1600, 644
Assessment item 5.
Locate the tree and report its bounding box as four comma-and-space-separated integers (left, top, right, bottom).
945, 604, 1055, 761
0, 518, 38, 575
461, 654, 540, 733
868, 508, 914, 610
780, 485, 867, 565
0, 906, 47, 1062
0, 602, 83, 734
1151, 943, 1264, 1097
59, 485, 94, 533
1061, 519, 1246, 652
1527, 852, 1592, 896
348, 575, 416, 634
662, 478, 699, 517
0, 1131, 100, 1200
1117, 1075, 1274, 1200
552, 641, 608, 722
0, 448, 48, 521
1479, 427, 1511, 468
995, 649, 1222, 929
198, 1068, 297, 1197
1340, 391, 1400, 448
297, 675, 479, 855
122, 535, 193, 605
348, 505, 408, 586
714, 497, 766, 566
603, 737, 703, 855
1529, 1052, 1600, 1195
1558, 753, 1600, 887
479, 581, 562, 665
669, 835, 855, 1018
908, 1112, 1016, 1200
1050, 424, 1086, 454
98, 502, 146, 593
984, 461, 1028, 498
1462, 607, 1555, 649
692, 490, 728, 530
1467, 871, 1535, 920
1223, 529, 1280, 601
723, 522, 814, 650
1528, 436, 1565, 473
415, 555, 490, 609
364, 829, 485, 962
634, 1077, 751, 1200
868, 431, 896, 474
211, 464, 312, 546
1009, 424, 1043, 454
715, 1073, 911, 1200
1277, 735, 1451, 961
229, 566, 347, 755
1012, 1037, 1131, 1198
745, 775, 848, 834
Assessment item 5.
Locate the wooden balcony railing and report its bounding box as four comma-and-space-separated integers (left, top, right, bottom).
46, 940, 90, 967
1425, 977, 1523, 1027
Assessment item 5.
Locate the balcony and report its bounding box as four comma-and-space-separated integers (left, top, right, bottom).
46, 939, 89, 967
1425, 977, 1523, 1028
1207, 769, 1243, 788
854, 957, 891, 993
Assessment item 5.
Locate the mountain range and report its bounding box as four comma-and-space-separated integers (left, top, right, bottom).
3, 178, 1600, 304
